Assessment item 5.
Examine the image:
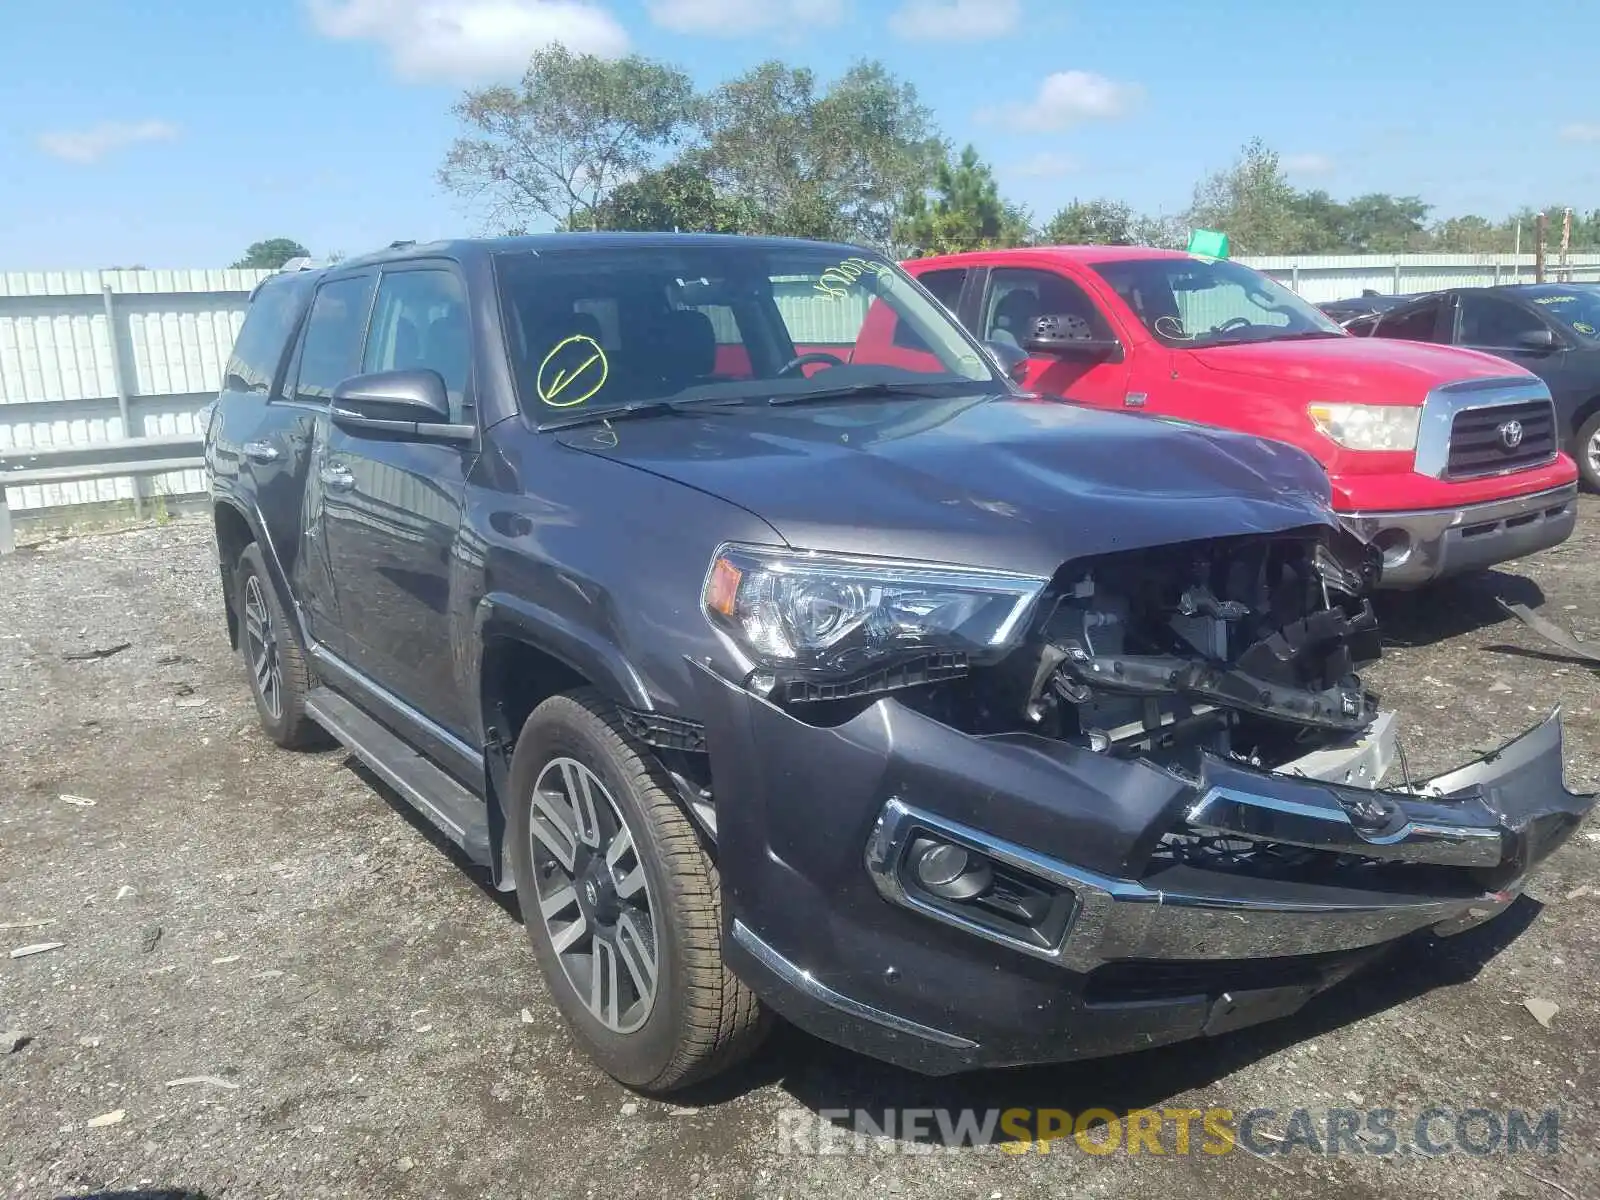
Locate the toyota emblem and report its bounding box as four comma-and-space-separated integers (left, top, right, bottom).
1497, 419, 1525, 450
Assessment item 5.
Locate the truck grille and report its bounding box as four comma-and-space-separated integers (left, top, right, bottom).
1446, 400, 1557, 478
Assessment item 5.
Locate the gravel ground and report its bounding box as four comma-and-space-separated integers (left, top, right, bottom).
2, 508, 1598, 1200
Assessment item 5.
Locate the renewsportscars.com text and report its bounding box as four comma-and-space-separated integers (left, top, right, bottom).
776, 1106, 1561, 1157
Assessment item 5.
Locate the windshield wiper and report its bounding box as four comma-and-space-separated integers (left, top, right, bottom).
767, 380, 971, 407
537, 395, 745, 432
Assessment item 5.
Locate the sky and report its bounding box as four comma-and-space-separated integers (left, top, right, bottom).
3, 0, 1598, 269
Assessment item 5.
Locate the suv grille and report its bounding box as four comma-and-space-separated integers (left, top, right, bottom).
1446, 400, 1556, 478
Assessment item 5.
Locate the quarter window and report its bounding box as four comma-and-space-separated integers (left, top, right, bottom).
293, 275, 375, 405
225, 274, 312, 396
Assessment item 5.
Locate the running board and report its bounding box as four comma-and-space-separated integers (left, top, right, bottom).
305, 687, 491, 866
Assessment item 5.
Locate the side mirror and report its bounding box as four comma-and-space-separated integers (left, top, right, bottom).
330, 370, 473, 441
983, 339, 1030, 382
1022, 315, 1123, 362
1515, 327, 1558, 352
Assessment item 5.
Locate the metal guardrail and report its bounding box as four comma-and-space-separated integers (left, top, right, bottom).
0, 435, 203, 554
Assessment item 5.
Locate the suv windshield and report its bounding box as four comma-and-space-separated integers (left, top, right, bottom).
494, 242, 999, 422
1522, 286, 1600, 339
1093, 257, 1345, 348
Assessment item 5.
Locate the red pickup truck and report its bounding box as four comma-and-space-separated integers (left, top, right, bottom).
895, 247, 1579, 588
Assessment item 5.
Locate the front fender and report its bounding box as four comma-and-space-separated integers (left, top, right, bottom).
474, 590, 653, 711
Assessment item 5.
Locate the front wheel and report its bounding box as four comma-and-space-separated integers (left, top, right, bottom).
506, 689, 767, 1092
1573, 410, 1600, 492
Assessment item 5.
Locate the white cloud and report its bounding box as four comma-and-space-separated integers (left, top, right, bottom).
307, 0, 629, 82
888, 0, 1019, 40
1561, 123, 1600, 142
1012, 150, 1076, 178
645, 0, 845, 37
1282, 152, 1334, 175
980, 70, 1142, 132
36, 120, 179, 164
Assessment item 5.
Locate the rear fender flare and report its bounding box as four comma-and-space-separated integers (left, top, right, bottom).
212, 496, 305, 650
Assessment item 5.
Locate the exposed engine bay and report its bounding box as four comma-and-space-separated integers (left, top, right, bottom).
892, 526, 1391, 781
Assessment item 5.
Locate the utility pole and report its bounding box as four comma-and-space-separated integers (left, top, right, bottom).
1560, 207, 1573, 282
1536, 211, 1548, 283
1514, 220, 1522, 282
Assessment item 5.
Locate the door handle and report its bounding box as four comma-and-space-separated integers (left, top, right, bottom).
243, 440, 281, 464
319, 464, 356, 492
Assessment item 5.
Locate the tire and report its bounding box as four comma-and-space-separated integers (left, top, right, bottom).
1573, 410, 1600, 492
233, 542, 322, 749
506, 689, 768, 1092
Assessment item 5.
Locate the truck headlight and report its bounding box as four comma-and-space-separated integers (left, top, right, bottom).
702, 545, 1046, 674
1307, 403, 1421, 452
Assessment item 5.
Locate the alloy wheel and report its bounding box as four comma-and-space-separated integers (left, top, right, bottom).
528, 757, 659, 1034
242, 575, 283, 721
1587, 428, 1600, 483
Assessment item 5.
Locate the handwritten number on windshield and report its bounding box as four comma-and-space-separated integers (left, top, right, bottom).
814, 256, 892, 299
537, 334, 609, 408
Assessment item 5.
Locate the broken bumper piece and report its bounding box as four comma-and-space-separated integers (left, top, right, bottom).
691, 662, 1594, 1075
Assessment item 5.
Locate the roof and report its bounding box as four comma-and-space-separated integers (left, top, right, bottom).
907, 245, 1195, 268
333, 231, 875, 272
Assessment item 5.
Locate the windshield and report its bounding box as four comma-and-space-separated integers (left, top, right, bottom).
1092, 257, 1346, 347
1523, 287, 1600, 339
493, 242, 1000, 422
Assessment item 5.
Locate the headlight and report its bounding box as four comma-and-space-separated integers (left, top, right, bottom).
702, 545, 1047, 675
1306, 402, 1420, 452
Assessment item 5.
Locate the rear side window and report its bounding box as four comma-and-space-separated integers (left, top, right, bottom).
895, 268, 967, 350
223, 276, 311, 395
293, 275, 375, 404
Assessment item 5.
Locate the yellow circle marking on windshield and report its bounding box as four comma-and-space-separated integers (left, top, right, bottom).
536, 334, 609, 408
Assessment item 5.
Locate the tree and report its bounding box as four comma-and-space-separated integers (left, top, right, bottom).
1039, 198, 1135, 246
1187, 138, 1312, 255
896, 145, 1029, 255
231, 238, 311, 270
591, 163, 754, 233
439, 44, 699, 233
1430, 214, 1502, 253
696, 60, 943, 246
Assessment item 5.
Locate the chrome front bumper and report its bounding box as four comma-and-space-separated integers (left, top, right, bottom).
866, 710, 1590, 974
1340, 483, 1577, 587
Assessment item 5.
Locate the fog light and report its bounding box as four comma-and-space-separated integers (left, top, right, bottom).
1374, 527, 1412, 568
910, 836, 993, 900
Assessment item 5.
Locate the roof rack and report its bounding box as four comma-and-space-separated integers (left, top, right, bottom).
277, 257, 322, 273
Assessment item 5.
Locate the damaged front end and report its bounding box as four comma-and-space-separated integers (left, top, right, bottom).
691, 525, 1594, 1074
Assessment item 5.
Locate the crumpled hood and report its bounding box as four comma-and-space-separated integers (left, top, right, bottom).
555, 394, 1337, 577
1186, 335, 1533, 398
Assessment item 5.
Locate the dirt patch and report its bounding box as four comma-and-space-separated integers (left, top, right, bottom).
2, 511, 1597, 1199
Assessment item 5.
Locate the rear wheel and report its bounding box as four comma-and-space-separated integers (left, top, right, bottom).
233, 542, 322, 748
1574, 410, 1600, 492
507, 689, 767, 1092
